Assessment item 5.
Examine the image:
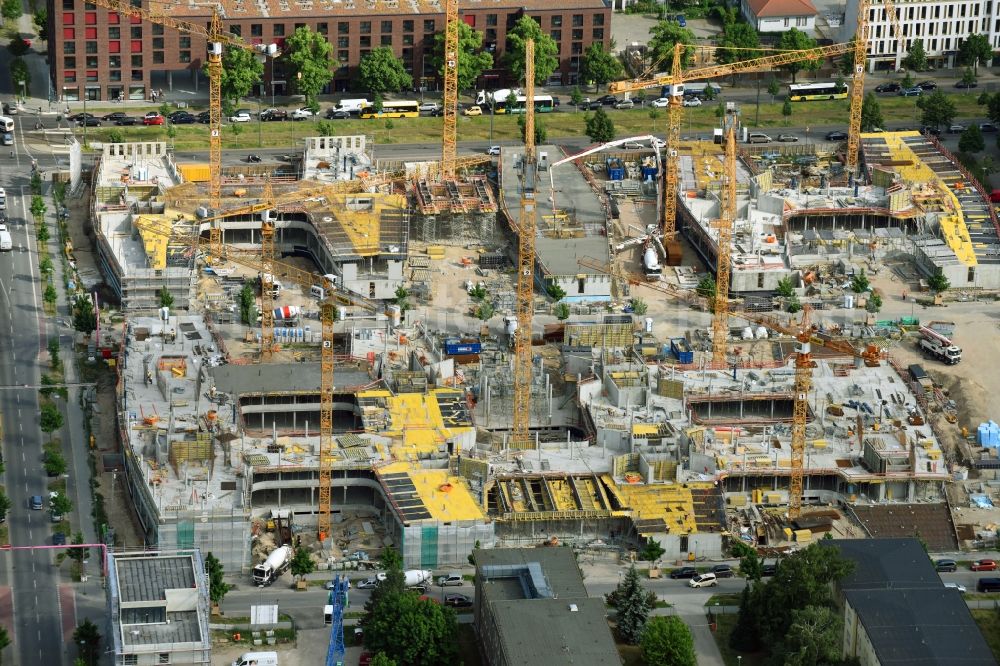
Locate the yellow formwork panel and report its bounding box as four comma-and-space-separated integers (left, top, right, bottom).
135, 214, 170, 269
357, 389, 472, 458
609, 478, 716, 534
324, 193, 407, 257
547, 479, 578, 512
632, 423, 661, 437
379, 463, 485, 522
178, 163, 211, 182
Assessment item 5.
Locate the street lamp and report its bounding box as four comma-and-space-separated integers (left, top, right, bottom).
255, 98, 263, 148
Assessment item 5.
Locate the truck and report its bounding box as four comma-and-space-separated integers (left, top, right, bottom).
643, 246, 661, 278
917, 326, 961, 364
252, 545, 292, 586
0, 225, 11, 251
232, 652, 278, 666
404, 569, 433, 588
334, 98, 370, 115
671, 337, 694, 364
476, 88, 522, 106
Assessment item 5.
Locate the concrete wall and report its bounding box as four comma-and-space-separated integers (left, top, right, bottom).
547, 274, 613, 303
843, 598, 881, 666
647, 531, 725, 560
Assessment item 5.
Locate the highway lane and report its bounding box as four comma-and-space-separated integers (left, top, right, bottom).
0, 181, 63, 664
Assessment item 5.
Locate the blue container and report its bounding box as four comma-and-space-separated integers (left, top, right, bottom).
670, 338, 694, 364
445, 339, 482, 355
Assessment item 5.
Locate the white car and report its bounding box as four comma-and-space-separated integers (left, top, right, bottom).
688, 573, 718, 588
651, 137, 666, 150
651, 97, 670, 108
291, 107, 315, 120
487, 145, 501, 156
621, 141, 644, 150
228, 111, 251, 123
418, 102, 441, 112
682, 98, 702, 107
944, 582, 967, 593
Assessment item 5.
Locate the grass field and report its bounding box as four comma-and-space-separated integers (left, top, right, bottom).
712, 614, 768, 666
972, 609, 1000, 662
77, 93, 990, 152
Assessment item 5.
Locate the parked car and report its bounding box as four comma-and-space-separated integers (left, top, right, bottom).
324, 579, 351, 590
438, 572, 463, 586
462, 105, 483, 116
247, 154, 262, 163
359, 652, 373, 666
196, 111, 211, 124
688, 573, 718, 588
711, 564, 735, 578
935, 559, 957, 573
77, 117, 101, 127
598, 95, 618, 106
971, 559, 998, 572
52, 532, 66, 546
291, 107, 315, 120
171, 113, 195, 125
143, 113, 164, 126
430, 108, 445, 117
585, 101, 602, 110
356, 577, 381, 589
675, 14, 686, 26
948, 124, 965, 133
114, 116, 137, 126
261, 108, 288, 121
614, 99, 634, 110
229, 110, 252, 122
682, 97, 702, 107
944, 582, 967, 593
487, 145, 501, 156
899, 87, 922, 97
747, 132, 772, 144
325, 109, 351, 119
875, 82, 901, 93
917, 80, 938, 90
1, 132, 11, 146
776, 133, 798, 142
418, 102, 441, 113
955, 80, 979, 89
980, 122, 997, 132
668, 567, 698, 579
67, 112, 96, 122
444, 593, 473, 608
761, 563, 778, 577
102, 111, 128, 121
920, 125, 941, 136
652, 97, 670, 108
825, 130, 848, 141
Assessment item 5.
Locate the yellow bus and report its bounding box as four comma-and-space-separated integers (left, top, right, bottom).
360, 100, 420, 118
788, 82, 849, 101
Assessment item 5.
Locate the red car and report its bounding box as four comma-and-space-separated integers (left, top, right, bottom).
971, 559, 998, 571
143, 113, 164, 126
359, 653, 372, 666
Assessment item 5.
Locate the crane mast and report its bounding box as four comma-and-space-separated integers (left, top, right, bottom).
662, 42, 684, 239
511, 39, 537, 450
789, 313, 813, 519
440, 0, 459, 179
711, 115, 737, 367
846, 0, 871, 174
259, 178, 276, 359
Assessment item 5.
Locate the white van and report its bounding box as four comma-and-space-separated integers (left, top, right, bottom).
747, 133, 772, 144
335, 99, 369, 115
0, 225, 12, 252
688, 572, 718, 588
232, 652, 278, 666
0, 116, 13, 132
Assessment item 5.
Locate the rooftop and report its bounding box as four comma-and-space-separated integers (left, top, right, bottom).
162, 0, 607, 20
476, 547, 588, 599
745, 0, 817, 17
823, 537, 943, 590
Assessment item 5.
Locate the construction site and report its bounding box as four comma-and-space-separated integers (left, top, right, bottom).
74, 0, 1000, 622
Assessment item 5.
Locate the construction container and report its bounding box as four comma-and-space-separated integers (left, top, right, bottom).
670, 338, 694, 364
606, 157, 625, 181
425, 246, 445, 259
444, 339, 482, 356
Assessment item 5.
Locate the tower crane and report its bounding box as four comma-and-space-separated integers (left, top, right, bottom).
323, 575, 350, 666
440, 0, 460, 179
710, 110, 738, 367
511, 39, 538, 450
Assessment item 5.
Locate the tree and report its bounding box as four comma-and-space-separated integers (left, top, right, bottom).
850, 269, 870, 293
715, 22, 762, 66
40, 256, 54, 277
68, 531, 89, 563
282, 26, 334, 108
641, 616, 696, 666
917, 90, 957, 129
10, 58, 29, 94
7, 37, 28, 57
696, 275, 716, 299
928, 269, 950, 292
570, 86, 584, 108
37, 224, 49, 243
73, 619, 101, 666
359, 47, 413, 96
901, 38, 927, 72
766, 77, 781, 102
50, 492, 72, 519
394, 286, 411, 312
782, 99, 792, 118
979, 91, 993, 106
43, 283, 57, 307
838, 38, 857, 76
861, 92, 884, 132
475, 302, 495, 321
517, 113, 546, 144
370, 654, 397, 666
362, 590, 459, 664
30, 194, 47, 222
960, 67, 978, 89
72, 295, 97, 334
289, 546, 315, 579
580, 42, 624, 90
40, 403, 64, 437
430, 22, 493, 91
729, 584, 762, 651
44, 451, 67, 476
776, 276, 795, 298
611, 566, 653, 644
238, 284, 257, 325
866, 291, 883, 313
730, 541, 764, 582
469, 284, 488, 301
639, 537, 665, 562
585, 107, 615, 143
158, 287, 174, 308
777, 29, 821, 82
467, 539, 481, 566
108, 129, 125, 143
0, 489, 11, 523
503, 16, 559, 85
1, 0, 20, 22
205, 552, 231, 605
959, 33, 993, 72
782, 605, 842, 666
959, 123, 985, 153
629, 298, 648, 316
647, 20, 695, 70
553, 303, 570, 320
546, 283, 566, 301
32, 8, 47, 40
648, 108, 661, 131
203, 47, 263, 112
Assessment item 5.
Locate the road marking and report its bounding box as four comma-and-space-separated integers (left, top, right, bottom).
19, 185, 41, 356
19, 452, 23, 462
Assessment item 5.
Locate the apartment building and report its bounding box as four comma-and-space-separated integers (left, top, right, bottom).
843, 0, 999, 72
48, 0, 609, 103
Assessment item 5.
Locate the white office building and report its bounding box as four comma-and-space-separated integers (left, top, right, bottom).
842, 0, 999, 72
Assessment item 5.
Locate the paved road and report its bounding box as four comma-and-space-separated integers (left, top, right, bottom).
0, 179, 64, 664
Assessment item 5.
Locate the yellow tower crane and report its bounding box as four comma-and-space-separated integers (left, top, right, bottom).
258, 178, 276, 359
440, 0, 460, 179
511, 39, 538, 450
710, 113, 738, 367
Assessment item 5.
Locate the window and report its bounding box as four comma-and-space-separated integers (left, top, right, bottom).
179, 50, 190, 62
124, 657, 138, 666
796, 16, 806, 26
86, 41, 98, 53
62, 0, 73, 9
338, 21, 349, 34
158, 653, 170, 664
402, 47, 413, 60
402, 34, 413, 45
318, 22, 327, 34
64, 56, 76, 68
109, 55, 120, 67
486, 13, 497, 26
551, 15, 562, 27
338, 49, 348, 62
571, 42, 582, 54
969, 266, 976, 283
152, 23, 162, 34
179, 36, 190, 48
572, 28, 582, 40
295, 22, 305, 30
65, 41, 75, 53
337, 36, 348, 48
63, 13, 75, 24
110, 69, 121, 80
85, 26, 96, 39
86, 70, 98, 81
381, 20, 392, 32
424, 19, 434, 32
380, 34, 392, 45
551, 29, 561, 41
64, 72, 76, 83
84, 11, 96, 23
251, 23, 262, 37
130, 26, 141, 38
129, 39, 140, 51
86, 55, 98, 67
360, 21, 371, 34
485, 28, 496, 41
131, 69, 142, 81
360, 49, 369, 59
152, 37, 162, 48
131, 54, 142, 66
63, 28, 75, 39
593, 28, 603, 40
593, 13, 604, 26
273, 24, 284, 36
403, 19, 413, 32
360, 35, 371, 47
572, 14, 583, 26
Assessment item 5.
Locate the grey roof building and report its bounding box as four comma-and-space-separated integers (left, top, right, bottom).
107, 550, 212, 665
472, 548, 621, 666
823, 538, 996, 666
